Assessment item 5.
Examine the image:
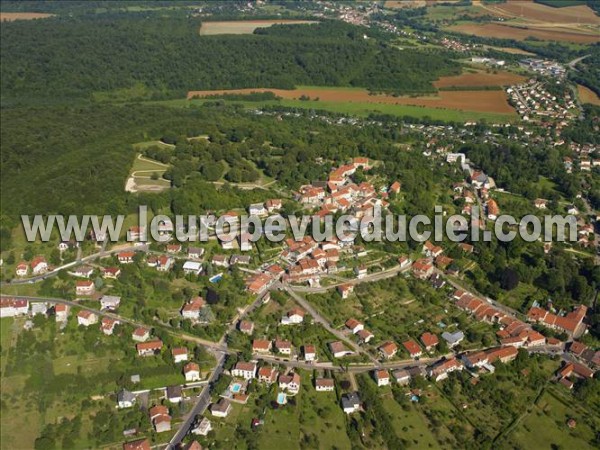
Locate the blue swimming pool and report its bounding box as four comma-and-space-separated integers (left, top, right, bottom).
231, 383, 242, 394
276, 393, 287, 405
210, 273, 223, 283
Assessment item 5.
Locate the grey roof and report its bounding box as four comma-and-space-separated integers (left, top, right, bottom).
441, 331, 465, 344
167, 385, 182, 399
342, 392, 360, 408
117, 388, 135, 403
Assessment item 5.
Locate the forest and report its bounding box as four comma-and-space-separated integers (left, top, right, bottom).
0, 16, 460, 103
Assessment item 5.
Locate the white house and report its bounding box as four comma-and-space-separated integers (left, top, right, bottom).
77, 310, 98, 327
342, 392, 361, 414
248, 203, 267, 216
172, 347, 189, 363
373, 369, 390, 387
0, 298, 29, 317
15, 262, 29, 277
100, 295, 121, 310
183, 261, 203, 276
184, 362, 201, 382
75, 280, 95, 296
231, 362, 257, 380
281, 308, 305, 326
211, 399, 232, 418
315, 378, 335, 392
117, 389, 136, 409
31, 257, 48, 275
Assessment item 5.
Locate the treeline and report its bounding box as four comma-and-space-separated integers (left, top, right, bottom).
569, 44, 600, 97
1, 16, 460, 102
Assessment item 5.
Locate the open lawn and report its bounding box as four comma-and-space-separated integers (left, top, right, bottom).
380, 393, 441, 448
447, 22, 599, 44
503, 388, 598, 449
199, 20, 317, 35
126, 154, 170, 193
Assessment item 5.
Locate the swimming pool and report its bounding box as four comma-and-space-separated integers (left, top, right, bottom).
209, 273, 223, 283
276, 392, 287, 405
231, 383, 242, 394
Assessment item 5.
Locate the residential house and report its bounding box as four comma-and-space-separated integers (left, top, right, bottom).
379, 341, 398, 359
427, 357, 463, 382
31, 257, 48, 275
338, 284, 354, 299
75, 280, 95, 296
211, 399, 232, 418
392, 369, 411, 385
101, 317, 118, 335
231, 362, 257, 380
461, 351, 489, 369
278, 372, 301, 394
187, 247, 204, 260
117, 251, 135, 264
274, 338, 292, 355
281, 308, 305, 326
315, 378, 335, 392
0, 298, 29, 318
54, 304, 69, 322
345, 318, 364, 334
373, 369, 390, 387
117, 389, 136, 409
184, 362, 201, 382
252, 339, 272, 354
181, 297, 206, 320
239, 320, 254, 335
420, 332, 439, 351
100, 295, 121, 311
167, 385, 183, 403
191, 417, 212, 436
102, 267, 121, 279
77, 310, 98, 327
15, 262, 29, 277
258, 366, 278, 384
403, 340, 422, 359
303, 345, 317, 362
412, 258, 434, 280
136, 340, 163, 357
357, 329, 374, 344
73, 265, 94, 278
441, 331, 465, 348
342, 392, 361, 414
183, 261, 203, 275
354, 265, 368, 279
249, 203, 267, 216
329, 341, 351, 358
172, 347, 189, 363
123, 439, 151, 450
132, 327, 150, 342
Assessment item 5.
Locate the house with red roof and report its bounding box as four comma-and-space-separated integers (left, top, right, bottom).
379, 341, 398, 359
403, 340, 422, 358
420, 332, 439, 351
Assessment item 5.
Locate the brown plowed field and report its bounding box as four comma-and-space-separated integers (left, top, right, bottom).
577, 84, 600, 106
481, 1, 600, 25
434, 71, 526, 88
448, 23, 599, 44
187, 87, 515, 114
0, 12, 53, 21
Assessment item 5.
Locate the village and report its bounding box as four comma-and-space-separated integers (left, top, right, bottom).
1, 146, 599, 449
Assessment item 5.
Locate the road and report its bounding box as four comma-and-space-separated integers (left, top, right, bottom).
282, 283, 382, 367
567, 54, 590, 70
2, 243, 144, 286
289, 264, 408, 293
166, 351, 226, 450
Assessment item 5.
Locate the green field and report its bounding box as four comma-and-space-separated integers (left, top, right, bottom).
504, 388, 597, 449
153, 98, 517, 123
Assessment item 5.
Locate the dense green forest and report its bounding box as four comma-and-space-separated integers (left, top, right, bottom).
0, 16, 460, 103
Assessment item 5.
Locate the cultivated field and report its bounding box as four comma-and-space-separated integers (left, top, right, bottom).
187, 85, 516, 115
199, 19, 317, 35
577, 84, 600, 106
0, 12, 53, 21
448, 22, 599, 44
385, 0, 426, 8
434, 70, 526, 88
476, 1, 600, 25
